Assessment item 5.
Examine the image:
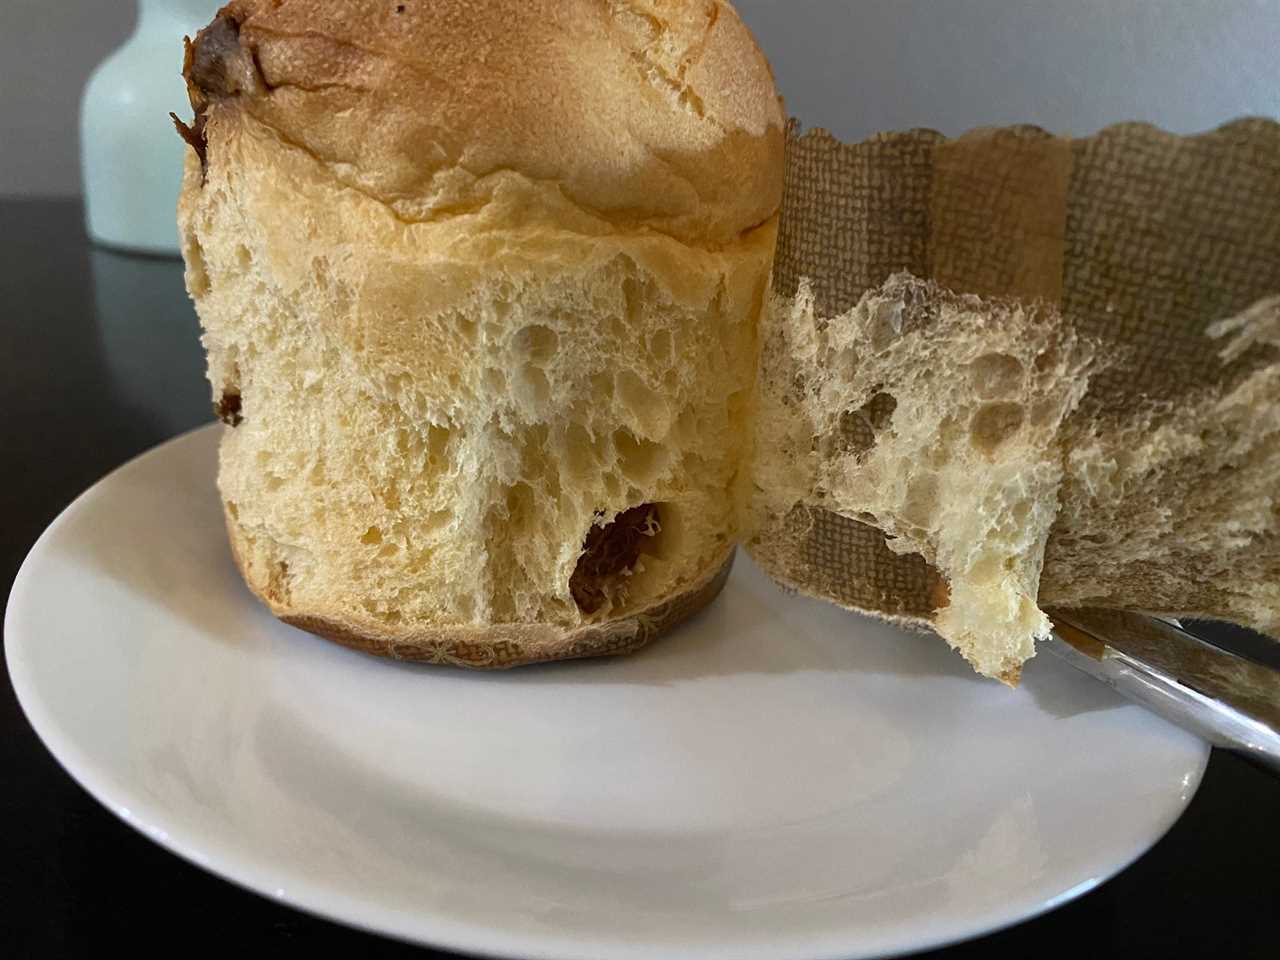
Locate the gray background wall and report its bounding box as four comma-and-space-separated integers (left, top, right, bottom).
3, 0, 1278, 198
0, 1, 141, 198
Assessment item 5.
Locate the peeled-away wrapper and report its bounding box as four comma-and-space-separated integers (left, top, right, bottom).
749, 119, 1280, 680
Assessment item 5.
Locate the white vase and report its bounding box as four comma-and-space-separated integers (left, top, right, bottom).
80, 0, 218, 256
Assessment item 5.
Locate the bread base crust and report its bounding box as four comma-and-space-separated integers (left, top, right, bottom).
226, 511, 735, 668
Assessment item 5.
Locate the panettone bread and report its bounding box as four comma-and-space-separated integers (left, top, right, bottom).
176, 0, 784, 666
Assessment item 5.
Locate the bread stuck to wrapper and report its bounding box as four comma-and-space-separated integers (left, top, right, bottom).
176, 0, 784, 667
753, 121, 1280, 682
177, 2, 1280, 681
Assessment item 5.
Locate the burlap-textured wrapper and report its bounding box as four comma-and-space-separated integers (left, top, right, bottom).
751, 118, 1280, 651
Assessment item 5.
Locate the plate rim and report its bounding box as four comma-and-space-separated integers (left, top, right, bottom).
4, 425, 1211, 960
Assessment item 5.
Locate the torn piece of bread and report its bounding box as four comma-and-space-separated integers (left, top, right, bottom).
748, 119, 1280, 683
176, 0, 784, 666
750, 275, 1280, 682
750, 274, 1096, 681
1042, 297, 1280, 635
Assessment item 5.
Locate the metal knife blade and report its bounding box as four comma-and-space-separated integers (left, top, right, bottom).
1044, 609, 1280, 775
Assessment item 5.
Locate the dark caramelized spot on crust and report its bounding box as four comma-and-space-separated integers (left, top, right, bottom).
171, 9, 255, 180
570, 504, 661, 614
186, 12, 244, 98
216, 389, 243, 426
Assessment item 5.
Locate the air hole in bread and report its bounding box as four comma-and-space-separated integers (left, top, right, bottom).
837, 390, 897, 455
560, 422, 593, 479
184, 233, 210, 296
426, 424, 452, 467
544, 468, 564, 506
513, 324, 559, 365
380, 483, 401, 511
422, 510, 452, 535
613, 428, 668, 485
1033, 347, 1059, 373
591, 372, 615, 402
1010, 499, 1032, 526
926, 418, 959, 468
484, 367, 507, 393
672, 405, 699, 445
505, 482, 535, 527
968, 353, 1024, 399
616, 370, 670, 438
903, 475, 938, 527
1029, 398, 1058, 427
394, 428, 414, 456
515, 363, 551, 409
862, 391, 898, 431
569, 503, 662, 615
357, 595, 403, 625
361, 526, 383, 545
648, 329, 673, 365
621, 271, 646, 326
968, 552, 1004, 586
970, 402, 1025, 455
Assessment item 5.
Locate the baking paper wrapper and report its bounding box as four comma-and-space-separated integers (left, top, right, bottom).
750, 118, 1280, 657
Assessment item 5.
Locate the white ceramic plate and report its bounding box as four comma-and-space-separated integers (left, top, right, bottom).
6, 426, 1206, 960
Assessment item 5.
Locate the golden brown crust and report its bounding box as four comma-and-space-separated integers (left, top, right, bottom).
185, 0, 784, 245
227, 506, 735, 667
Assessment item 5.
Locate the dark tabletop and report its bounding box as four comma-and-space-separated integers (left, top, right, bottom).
1, 199, 1275, 958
